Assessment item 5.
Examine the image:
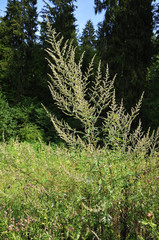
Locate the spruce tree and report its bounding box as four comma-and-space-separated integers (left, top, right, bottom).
80, 20, 96, 48
40, 0, 77, 46
80, 20, 98, 77
95, 0, 154, 109
0, 16, 13, 92
0, 0, 38, 101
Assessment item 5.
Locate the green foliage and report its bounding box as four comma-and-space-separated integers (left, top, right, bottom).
0, 141, 158, 239
18, 123, 44, 142
143, 55, 159, 129
0, 93, 58, 143
0, 92, 17, 141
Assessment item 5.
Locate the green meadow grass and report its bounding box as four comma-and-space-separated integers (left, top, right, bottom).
0, 140, 158, 239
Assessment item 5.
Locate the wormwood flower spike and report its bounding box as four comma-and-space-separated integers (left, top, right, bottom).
44, 20, 159, 154
43, 20, 115, 150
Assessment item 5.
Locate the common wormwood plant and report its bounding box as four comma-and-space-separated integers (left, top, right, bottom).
44, 21, 159, 154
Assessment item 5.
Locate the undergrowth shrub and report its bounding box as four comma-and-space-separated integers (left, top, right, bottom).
0, 92, 17, 141
18, 123, 44, 142
0, 93, 58, 143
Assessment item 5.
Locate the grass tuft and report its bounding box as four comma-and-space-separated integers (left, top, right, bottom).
0, 140, 158, 239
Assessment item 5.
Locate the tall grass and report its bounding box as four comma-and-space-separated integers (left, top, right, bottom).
0, 140, 158, 239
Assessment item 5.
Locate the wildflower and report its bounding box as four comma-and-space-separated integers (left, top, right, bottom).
146, 212, 154, 219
